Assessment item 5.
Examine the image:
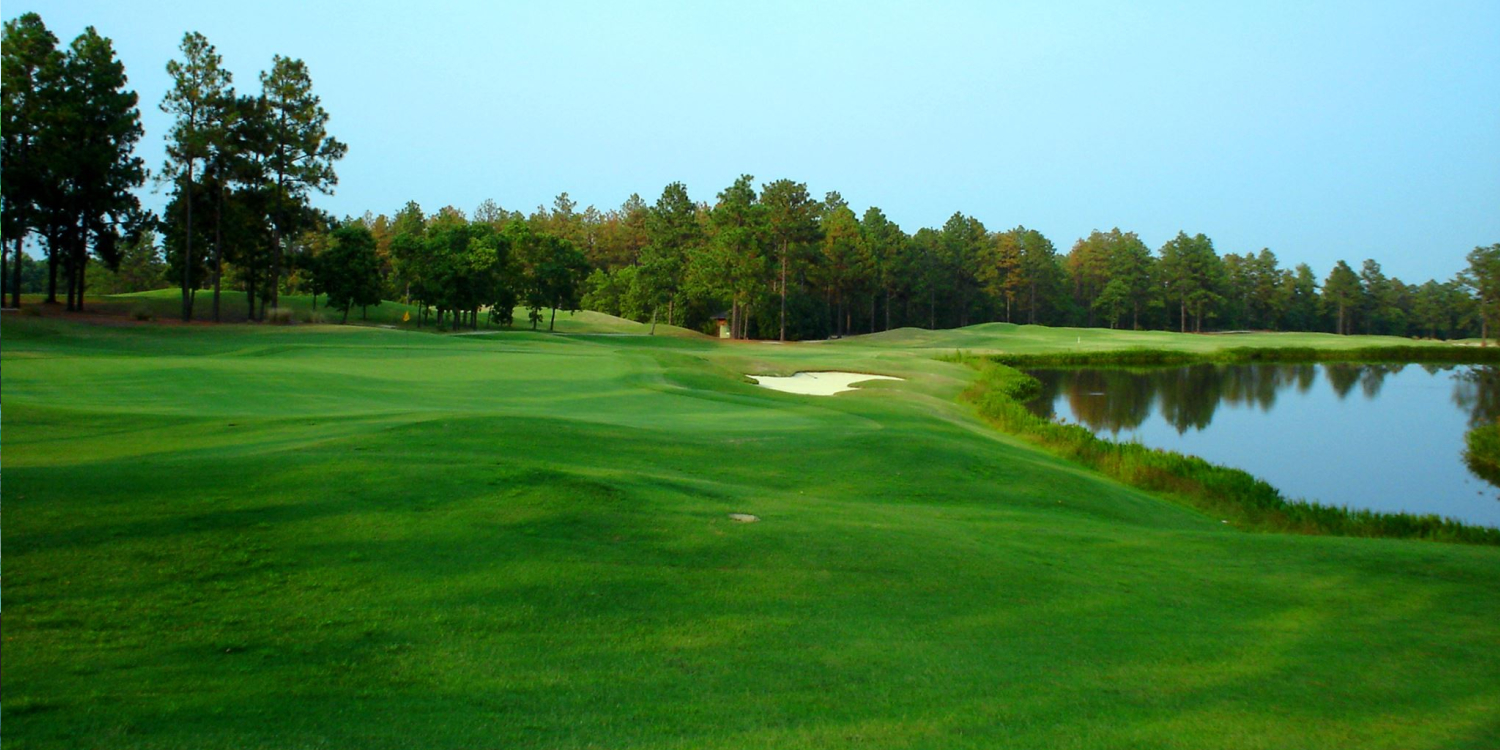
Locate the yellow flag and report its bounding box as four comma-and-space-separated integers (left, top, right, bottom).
402, 311, 411, 322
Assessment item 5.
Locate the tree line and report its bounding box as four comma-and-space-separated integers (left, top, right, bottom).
339, 187, 1499, 342
5, 13, 1498, 341
2, 15, 344, 323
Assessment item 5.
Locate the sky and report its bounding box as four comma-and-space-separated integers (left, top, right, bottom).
12, 0, 1500, 282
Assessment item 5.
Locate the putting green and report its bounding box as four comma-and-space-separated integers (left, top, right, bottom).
3, 314, 1498, 750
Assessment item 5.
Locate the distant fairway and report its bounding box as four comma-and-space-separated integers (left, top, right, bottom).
51, 288, 707, 337
850, 320, 1454, 355
5, 312, 1498, 749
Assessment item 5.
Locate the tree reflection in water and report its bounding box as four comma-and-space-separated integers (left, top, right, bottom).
1452, 365, 1500, 427
1026, 363, 1497, 436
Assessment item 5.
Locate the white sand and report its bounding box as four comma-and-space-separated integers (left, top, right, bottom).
748, 371, 903, 396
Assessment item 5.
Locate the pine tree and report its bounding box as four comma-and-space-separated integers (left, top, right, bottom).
161, 32, 232, 321
260, 55, 346, 312
759, 179, 820, 341
47, 26, 145, 311
1, 13, 62, 308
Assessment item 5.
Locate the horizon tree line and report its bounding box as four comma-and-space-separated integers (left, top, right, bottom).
5, 12, 1499, 343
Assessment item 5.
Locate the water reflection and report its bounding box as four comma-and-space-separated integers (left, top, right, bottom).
1025, 363, 1500, 526
1027, 363, 1495, 435
1452, 367, 1500, 428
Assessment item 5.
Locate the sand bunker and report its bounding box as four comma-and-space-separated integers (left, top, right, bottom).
748, 371, 903, 396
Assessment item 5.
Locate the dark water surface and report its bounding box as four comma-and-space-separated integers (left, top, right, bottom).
1025, 363, 1500, 527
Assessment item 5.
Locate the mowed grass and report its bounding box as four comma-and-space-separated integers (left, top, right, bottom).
35, 288, 706, 337
4, 315, 1499, 749
851, 321, 1453, 356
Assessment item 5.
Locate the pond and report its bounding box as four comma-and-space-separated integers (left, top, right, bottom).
1025, 363, 1500, 527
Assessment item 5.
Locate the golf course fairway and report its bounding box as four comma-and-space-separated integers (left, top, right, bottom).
4, 312, 1498, 749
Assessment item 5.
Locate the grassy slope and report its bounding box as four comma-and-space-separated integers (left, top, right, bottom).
25, 289, 706, 337
4, 316, 1499, 749
852, 321, 1449, 355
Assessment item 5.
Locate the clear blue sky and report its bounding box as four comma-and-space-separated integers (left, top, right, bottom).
15, 0, 1500, 282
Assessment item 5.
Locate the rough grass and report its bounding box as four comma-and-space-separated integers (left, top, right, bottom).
4, 315, 1500, 749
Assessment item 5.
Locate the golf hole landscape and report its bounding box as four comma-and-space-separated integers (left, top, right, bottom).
5, 4, 1500, 749
8, 303, 1500, 749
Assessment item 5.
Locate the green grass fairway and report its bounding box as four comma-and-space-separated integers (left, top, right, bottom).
5, 314, 1499, 749
36, 288, 706, 337
850, 321, 1453, 355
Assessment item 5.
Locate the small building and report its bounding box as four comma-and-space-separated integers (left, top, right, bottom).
712, 311, 731, 339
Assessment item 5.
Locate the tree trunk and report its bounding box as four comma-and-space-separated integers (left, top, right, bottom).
1180, 298, 1187, 333
779, 240, 788, 342
7, 237, 17, 307
212, 181, 224, 323
10, 236, 22, 307
46, 235, 58, 304
549, 303, 557, 331
1, 239, 9, 306
182, 164, 194, 322
885, 288, 892, 331
270, 140, 287, 312
836, 289, 843, 337
270, 223, 281, 312
828, 289, 836, 336
247, 263, 257, 321
650, 306, 658, 335
64, 235, 76, 312
342, 305, 350, 324
76, 242, 86, 312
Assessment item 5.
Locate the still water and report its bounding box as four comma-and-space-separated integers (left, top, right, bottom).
1025, 363, 1500, 527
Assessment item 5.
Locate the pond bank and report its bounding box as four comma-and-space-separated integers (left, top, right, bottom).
957, 356, 1500, 546
980, 344, 1500, 368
